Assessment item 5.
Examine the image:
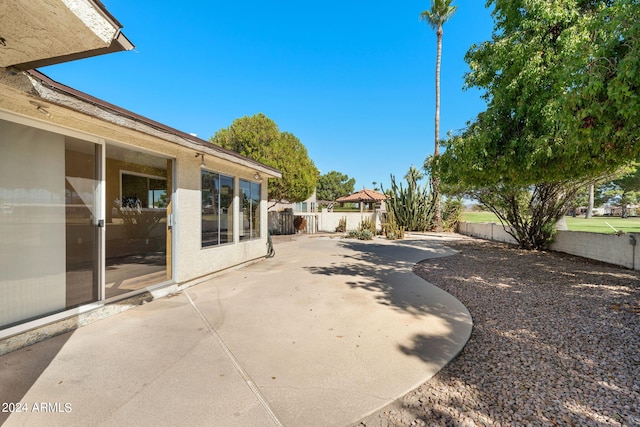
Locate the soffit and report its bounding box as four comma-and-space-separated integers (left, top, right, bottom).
0, 0, 133, 71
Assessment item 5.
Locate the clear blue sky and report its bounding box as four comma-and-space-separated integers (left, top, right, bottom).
43, 0, 494, 191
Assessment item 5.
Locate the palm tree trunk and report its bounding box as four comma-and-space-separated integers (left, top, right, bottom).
432, 26, 443, 232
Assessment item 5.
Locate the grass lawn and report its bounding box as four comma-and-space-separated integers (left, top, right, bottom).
462, 211, 640, 234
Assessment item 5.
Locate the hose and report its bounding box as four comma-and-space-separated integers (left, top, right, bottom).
266, 230, 275, 258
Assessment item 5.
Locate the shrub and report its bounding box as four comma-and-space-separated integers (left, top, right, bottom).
382, 210, 405, 240
344, 229, 374, 240
442, 198, 464, 232
347, 229, 359, 238
358, 217, 376, 235
358, 229, 374, 240
335, 216, 347, 232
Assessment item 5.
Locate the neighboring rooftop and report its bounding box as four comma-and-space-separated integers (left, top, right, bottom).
336, 188, 387, 203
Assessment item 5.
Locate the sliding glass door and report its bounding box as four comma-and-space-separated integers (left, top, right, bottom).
0, 120, 101, 328
0, 118, 174, 331
65, 138, 101, 308
105, 145, 171, 298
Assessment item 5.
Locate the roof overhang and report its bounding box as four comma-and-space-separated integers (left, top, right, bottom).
0, 0, 134, 71
18, 70, 281, 179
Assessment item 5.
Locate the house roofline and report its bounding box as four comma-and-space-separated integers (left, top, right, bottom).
10, 32, 134, 72
25, 69, 282, 178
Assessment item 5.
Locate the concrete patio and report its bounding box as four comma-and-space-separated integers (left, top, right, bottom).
0, 234, 472, 427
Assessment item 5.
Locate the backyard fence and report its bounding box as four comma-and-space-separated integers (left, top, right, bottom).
458, 221, 640, 271
268, 210, 319, 235
268, 210, 294, 235
268, 209, 383, 235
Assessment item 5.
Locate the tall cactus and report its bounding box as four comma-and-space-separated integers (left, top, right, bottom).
383, 166, 435, 231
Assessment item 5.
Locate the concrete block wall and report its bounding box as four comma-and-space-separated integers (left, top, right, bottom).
457, 222, 518, 245
550, 230, 639, 270
458, 221, 640, 270
319, 210, 380, 233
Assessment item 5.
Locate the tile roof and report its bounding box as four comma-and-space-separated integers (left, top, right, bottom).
335, 189, 387, 203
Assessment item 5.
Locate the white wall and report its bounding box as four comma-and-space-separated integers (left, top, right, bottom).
457, 221, 640, 270
457, 222, 518, 245
551, 230, 639, 270
173, 150, 269, 283
318, 210, 381, 232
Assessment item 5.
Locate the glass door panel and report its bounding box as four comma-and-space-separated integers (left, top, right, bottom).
65, 138, 100, 308
0, 120, 100, 329
105, 145, 170, 298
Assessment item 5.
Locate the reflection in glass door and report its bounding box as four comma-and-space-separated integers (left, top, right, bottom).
65, 138, 100, 308
105, 145, 171, 298
0, 120, 101, 329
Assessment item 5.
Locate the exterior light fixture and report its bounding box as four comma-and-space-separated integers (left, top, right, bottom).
195, 153, 205, 167
254, 172, 261, 180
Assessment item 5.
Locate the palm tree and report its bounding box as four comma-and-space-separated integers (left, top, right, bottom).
421, 0, 456, 232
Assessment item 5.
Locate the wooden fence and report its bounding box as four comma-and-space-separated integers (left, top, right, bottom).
268, 211, 319, 235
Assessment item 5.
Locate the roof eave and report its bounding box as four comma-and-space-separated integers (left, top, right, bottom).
23, 70, 282, 179
9, 31, 135, 72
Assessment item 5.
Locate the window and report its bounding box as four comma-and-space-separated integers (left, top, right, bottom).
202, 170, 234, 247
240, 180, 261, 240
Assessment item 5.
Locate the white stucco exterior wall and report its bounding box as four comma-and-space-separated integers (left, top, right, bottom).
173, 150, 269, 284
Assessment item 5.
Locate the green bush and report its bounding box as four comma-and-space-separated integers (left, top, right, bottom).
358, 230, 374, 240
347, 229, 359, 238
382, 210, 405, 240
442, 198, 464, 232
358, 217, 376, 234
345, 229, 374, 240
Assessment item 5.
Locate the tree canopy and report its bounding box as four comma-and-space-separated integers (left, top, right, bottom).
210, 113, 318, 203
445, 0, 639, 186
316, 171, 356, 201
437, 0, 640, 249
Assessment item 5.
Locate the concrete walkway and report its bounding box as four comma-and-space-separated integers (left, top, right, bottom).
0, 234, 472, 427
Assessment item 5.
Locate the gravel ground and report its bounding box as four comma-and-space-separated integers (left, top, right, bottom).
354, 238, 640, 427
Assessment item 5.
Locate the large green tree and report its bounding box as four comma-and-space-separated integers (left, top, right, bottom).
438, 0, 639, 249
316, 171, 356, 201
210, 113, 318, 204
421, 0, 457, 232
561, 0, 640, 165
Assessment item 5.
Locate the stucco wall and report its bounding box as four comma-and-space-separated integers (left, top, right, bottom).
172, 150, 269, 283
318, 210, 382, 233
457, 222, 518, 245
458, 221, 640, 270
551, 230, 639, 270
